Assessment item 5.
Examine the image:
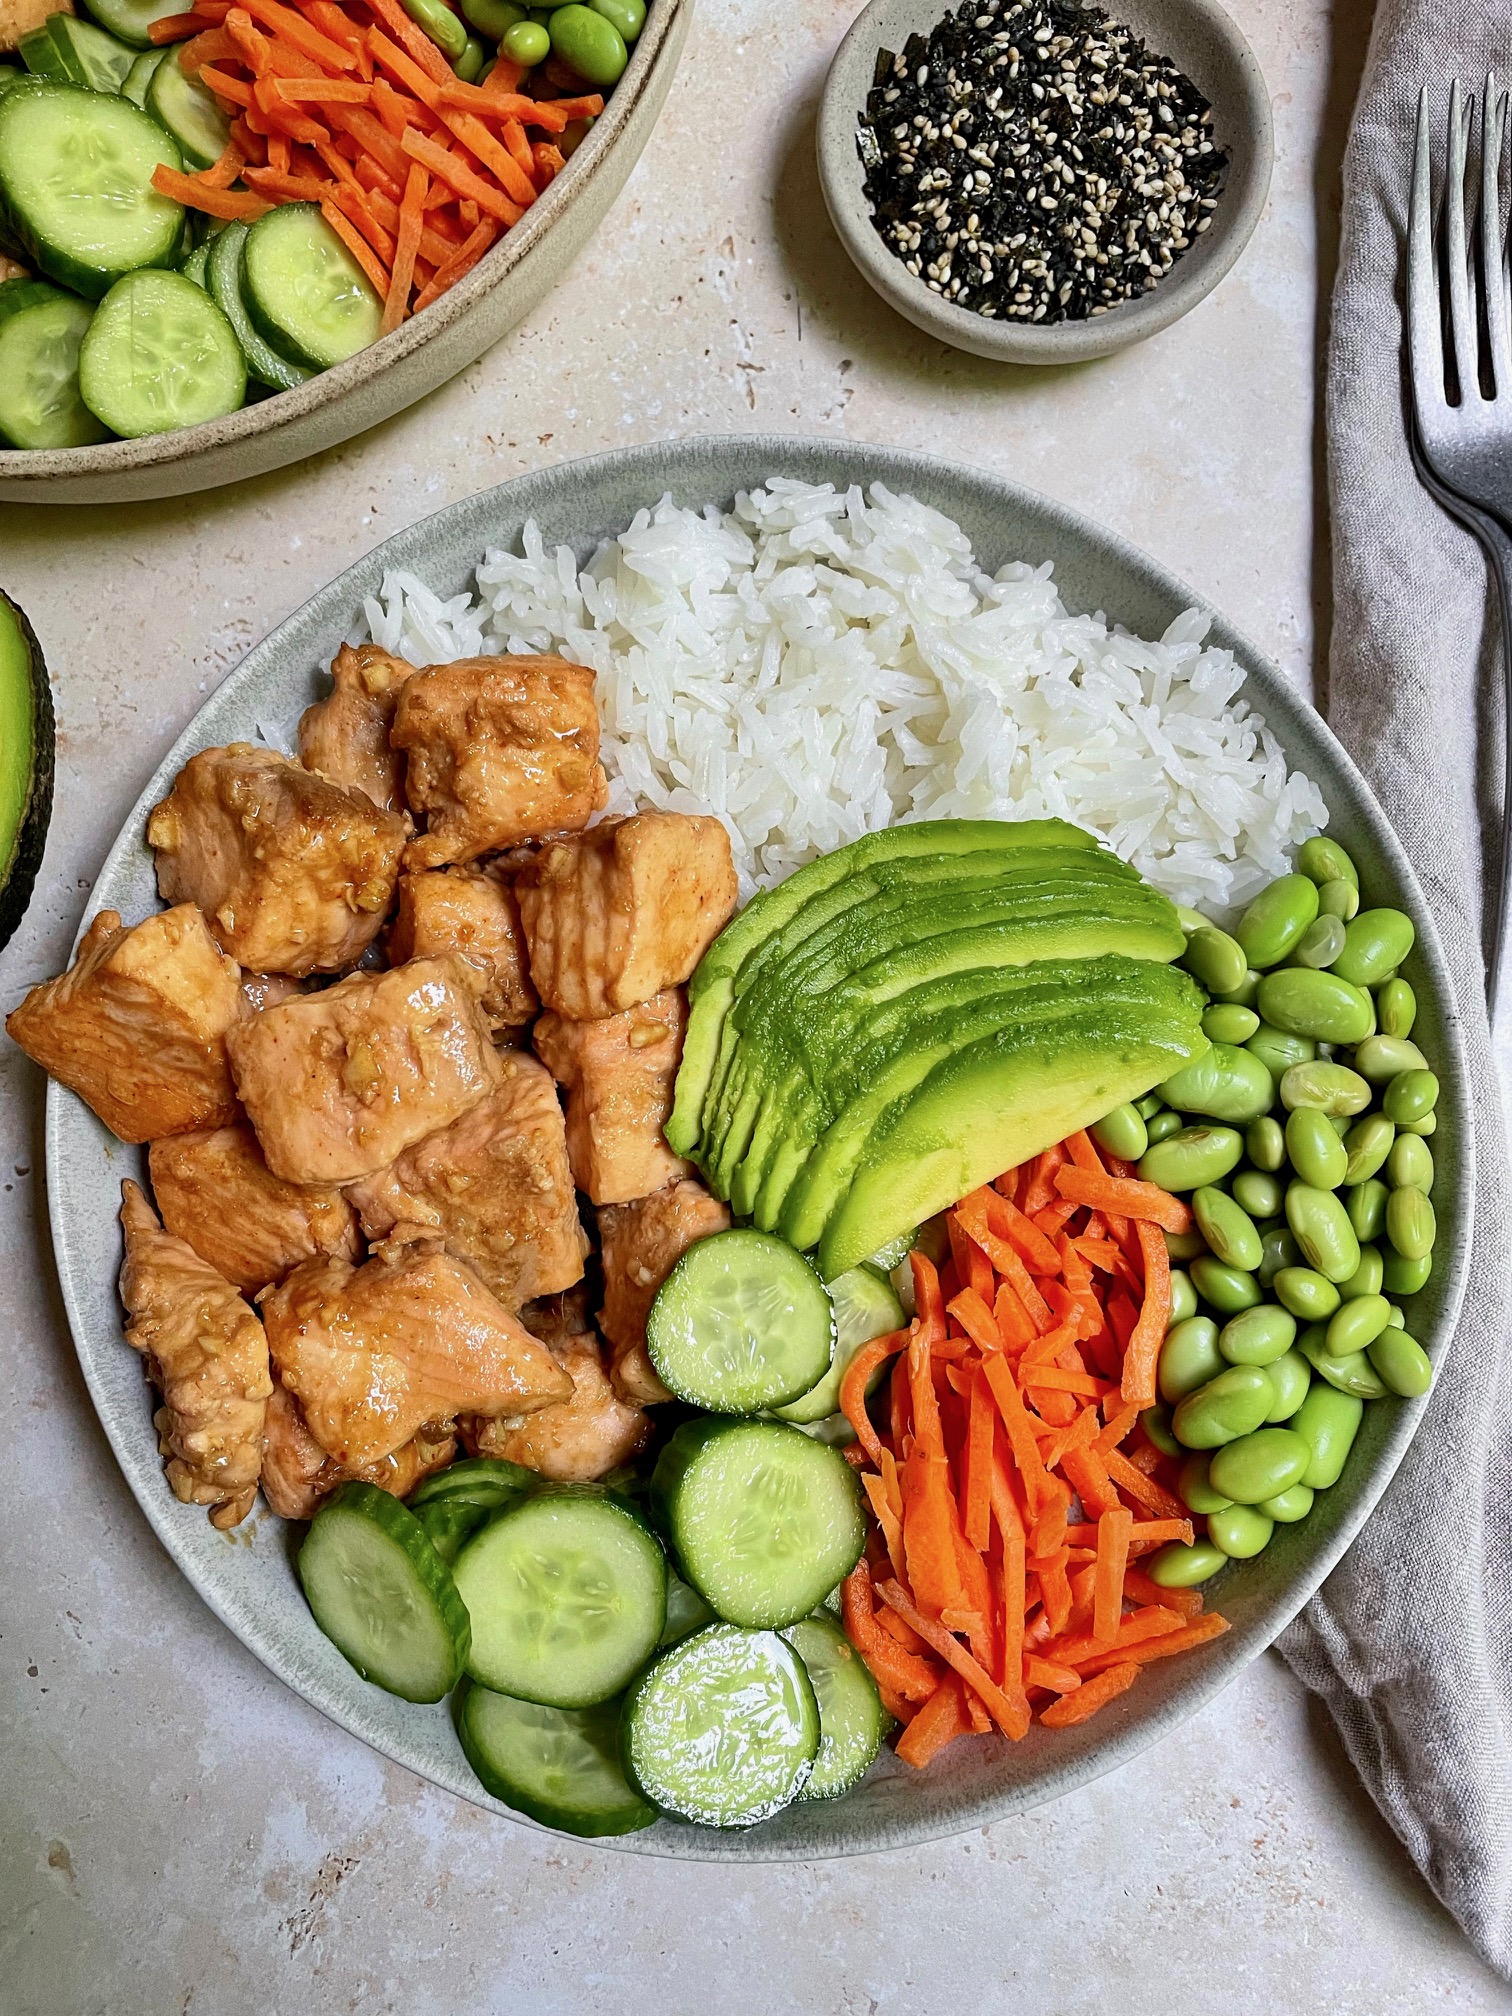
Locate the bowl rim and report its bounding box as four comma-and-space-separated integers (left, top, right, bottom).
0, 0, 688, 485
43, 431, 1474, 1860
816, 0, 1275, 364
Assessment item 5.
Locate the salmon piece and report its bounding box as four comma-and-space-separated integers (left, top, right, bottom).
226, 954, 503, 1184
118, 1181, 273, 1529
298, 642, 413, 813
391, 654, 606, 868
597, 1177, 731, 1406
388, 864, 538, 1033
346, 1050, 588, 1306
260, 1374, 454, 1520
262, 1239, 572, 1469
148, 1121, 360, 1295
532, 988, 689, 1204
8, 906, 244, 1143
462, 1290, 650, 1481
147, 742, 406, 976
516, 812, 738, 1020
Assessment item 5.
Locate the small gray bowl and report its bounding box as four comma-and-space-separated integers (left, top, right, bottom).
817, 0, 1273, 364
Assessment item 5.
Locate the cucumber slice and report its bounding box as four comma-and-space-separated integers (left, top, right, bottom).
456, 1682, 656, 1838
0, 65, 25, 95
242, 201, 381, 369
782, 1615, 889, 1800
622, 1624, 819, 1828
658, 1572, 714, 1647
20, 14, 136, 91
773, 1264, 903, 1424
82, 0, 193, 50
207, 220, 312, 391
180, 238, 210, 287
298, 1481, 471, 1702
147, 49, 229, 169
79, 267, 244, 434
0, 280, 110, 447
414, 1498, 487, 1565
121, 46, 166, 104
452, 1490, 667, 1708
0, 84, 183, 298
867, 1230, 917, 1271
408, 1456, 537, 1512
646, 1228, 835, 1413
653, 1418, 865, 1629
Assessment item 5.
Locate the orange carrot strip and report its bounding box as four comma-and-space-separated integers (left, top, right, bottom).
1123, 1567, 1204, 1617
1050, 1606, 1189, 1668
1039, 1405, 1098, 1477
980, 1353, 1050, 1516
963, 1366, 994, 1552
1120, 1219, 1172, 1409
366, 24, 443, 104
1020, 1319, 1080, 1368
1024, 1655, 1082, 1693
308, 0, 364, 53
1076, 1611, 1230, 1677
947, 1288, 1002, 1355
992, 1281, 1037, 1349
1039, 1661, 1141, 1727
242, 167, 329, 198
327, 103, 409, 181
320, 198, 390, 294
275, 76, 372, 101
998, 1496, 1028, 1718
480, 52, 526, 93
364, 0, 453, 82
902, 1336, 968, 1614
1073, 1236, 1123, 1272
329, 181, 398, 260
1061, 1444, 1121, 1520
441, 106, 538, 207
150, 166, 270, 216
399, 125, 523, 222
150, 10, 217, 41
1022, 1365, 1105, 1397
1092, 1506, 1133, 1646
1054, 1164, 1192, 1234
198, 63, 254, 105
1023, 1144, 1069, 1214
876, 1580, 1030, 1741
380, 159, 426, 333
862, 1473, 907, 1585
910, 1251, 946, 1336
1105, 1445, 1186, 1521
501, 115, 534, 175
838, 1326, 908, 1469
1064, 1128, 1106, 1173
1095, 1400, 1142, 1453
437, 80, 569, 129
1125, 1518, 1195, 1555
895, 1674, 972, 1768
178, 24, 237, 69
196, 139, 246, 187
1038, 1551, 1073, 1636
983, 1186, 1063, 1275
954, 1192, 1056, 1325
841, 1564, 939, 1703
545, 91, 603, 119
238, 0, 357, 70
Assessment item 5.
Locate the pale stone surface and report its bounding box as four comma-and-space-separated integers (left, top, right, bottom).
3, 0, 1510, 2008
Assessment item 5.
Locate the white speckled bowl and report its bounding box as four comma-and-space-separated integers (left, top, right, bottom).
817, 0, 1273, 364
0, 0, 690, 507
46, 435, 1471, 1859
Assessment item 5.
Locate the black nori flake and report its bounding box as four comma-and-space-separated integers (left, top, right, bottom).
856, 0, 1229, 324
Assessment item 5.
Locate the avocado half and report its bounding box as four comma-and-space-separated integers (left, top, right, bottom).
0, 588, 54, 952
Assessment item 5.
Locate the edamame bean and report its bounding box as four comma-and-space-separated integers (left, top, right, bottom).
1176, 905, 1208, 935
1382, 1249, 1432, 1295
1236, 874, 1320, 969
1346, 1178, 1388, 1242
1232, 1169, 1283, 1220
1385, 1185, 1435, 1260
1279, 1060, 1371, 1116
1273, 1266, 1340, 1320
1178, 1452, 1234, 1514
1384, 1068, 1439, 1125
1256, 969, 1376, 1045
590, 0, 643, 40
1383, 1138, 1431, 1197
453, 30, 487, 76
1291, 1384, 1364, 1487
1332, 908, 1416, 988
403, 0, 467, 57
503, 15, 550, 58
1285, 1107, 1349, 1189
1159, 1045, 1275, 1125
1298, 836, 1359, 889
1203, 1003, 1261, 1044
1298, 1323, 1390, 1397
548, 1, 627, 82
1138, 1126, 1244, 1192
1171, 1364, 1275, 1448
1208, 1503, 1275, 1558
1367, 1326, 1433, 1398
1192, 1186, 1262, 1270
1189, 1255, 1264, 1316
1384, 1303, 1405, 1327
1145, 1109, 1183, 1144
1136, 1092, 1165, 1119
1337, 1246, 1383, 1299
1325, 1292, 1392, 1355
1218, 1303, 1297, 1365
1285, 1183, 1361, 1283
1261, 1482, 1315, 1522
1291, 915, 1346, 969
1399, 1110, 1437, 1137
1262, 1349, 1312, 1422
1091, 1101, 1148, 1161
1317, 877, 1360, 922
1245, 1116, 1286, 1174
1377, 977, 1417, 1039
1213, 970, 1263, 1008
1146, 1539, 1227, 1588
1165, 1224, 1208, 1261
1209, 1426, 1310, 1505
1181, 924, 1248, 996
1353, 1035, 1427, 1083
1158, 1316, 1224, 1404
461, 0, 524, 30
1169, 1268, 1198, 1323
1257, 1225, 1300, 1288
1246, 1023, 1316, 1083
1141, 1405, 1183, 1457
1342, 1113, 1395, 1184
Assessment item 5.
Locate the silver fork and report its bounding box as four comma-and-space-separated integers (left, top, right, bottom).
1408, 76, 1512, 1007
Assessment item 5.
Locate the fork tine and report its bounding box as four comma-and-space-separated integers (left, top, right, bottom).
1445, 79, 1481, 403
1408, 86, 1445, 422
1484, 76, 1512, 394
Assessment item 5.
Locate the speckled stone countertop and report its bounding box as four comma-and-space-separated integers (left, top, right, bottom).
2, 1, 1509, 2010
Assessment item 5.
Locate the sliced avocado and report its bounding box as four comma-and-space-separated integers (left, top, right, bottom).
666, 816, 1100, 1156
0, 591, 54, 952
812, 962, 1208, 1279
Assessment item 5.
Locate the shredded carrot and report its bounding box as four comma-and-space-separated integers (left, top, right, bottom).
1077, 1612, 1231, 1677
151, 165, 270, 217
1092, 1507, 1134, 1646
379, 159, 426, 334
895, 1675, 972, 1767
1024, 1655, 1082, 1693
842, 1563, 939, 1703
1039, 1661, 1142, 1728
151, 10, 218, 41
320, 197, 390, 294
1118, 1218, 1172, 1408
877, 1580, 1030, 1740
1054, 1164, 1193, 1233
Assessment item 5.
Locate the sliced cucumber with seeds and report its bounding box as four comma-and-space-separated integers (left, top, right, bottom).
147, 50, 229, 168
647, 1227, 835, 1413
773, 1263, 903, 1425
20, 13, 136, 91
452, 1489, 666, 1708
0, 84, 183, 297
653, 1417, 866, 1629
622, 1624, 819, 1828
414, 1498, 487, 1565
782, 1614, 890, 1800
456, 1682, 655, 1838
658, 1572, 714, 1647
121, 46, 166, 103
82, 0, 194, 50
408, 1455, 536, 1512
80, 268, 244, 434
243, 201, 381, 369
0, 280, 110, 447
298, 1481, 471, 1702
208, 221, 312, 391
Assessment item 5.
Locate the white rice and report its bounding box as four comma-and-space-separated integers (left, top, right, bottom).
361, 477, 1327, 913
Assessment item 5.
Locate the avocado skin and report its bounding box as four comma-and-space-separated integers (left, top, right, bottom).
0, 591, 54, 955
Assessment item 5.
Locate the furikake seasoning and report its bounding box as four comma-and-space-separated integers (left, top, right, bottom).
857, 0, 1229, 323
